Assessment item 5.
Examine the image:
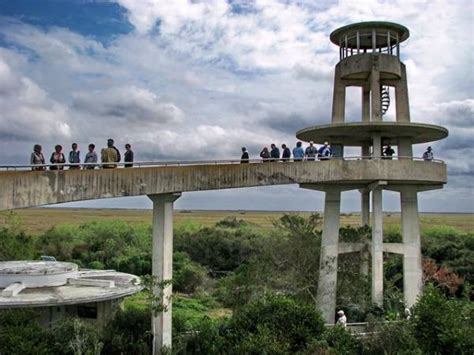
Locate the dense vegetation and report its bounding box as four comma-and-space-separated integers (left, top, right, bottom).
0, 213, 473, 354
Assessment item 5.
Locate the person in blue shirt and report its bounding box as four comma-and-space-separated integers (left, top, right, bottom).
318, 142, 332, 160
292, 141, 304, 161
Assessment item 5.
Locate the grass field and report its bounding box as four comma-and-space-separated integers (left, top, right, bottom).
0, 208, 472, 235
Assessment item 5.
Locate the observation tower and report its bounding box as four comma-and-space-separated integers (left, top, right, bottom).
296, 22, 448, 323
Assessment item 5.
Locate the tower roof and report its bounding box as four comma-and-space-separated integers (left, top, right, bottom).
330, 21, 410, 49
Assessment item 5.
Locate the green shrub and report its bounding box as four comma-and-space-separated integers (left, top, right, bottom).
103, 307, 152, 354
361, 321, 421, 355
173, 252, 207, 294
0, 227, 36, 261
226, 294, 325, 353
49, 317, 103, 355
412, 284, 474, 354
174, 226, 259, 272
323, 325, 361, 354
0, 309, 52, 355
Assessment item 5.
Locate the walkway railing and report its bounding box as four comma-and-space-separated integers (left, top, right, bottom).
0, 156, 444, 171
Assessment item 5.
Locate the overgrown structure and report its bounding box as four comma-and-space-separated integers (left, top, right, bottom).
296, 21, 448, 323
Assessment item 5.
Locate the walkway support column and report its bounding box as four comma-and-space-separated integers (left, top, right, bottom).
400, 187, 422, 307
371, 187, 384, 306
148, 193, 181, 354
360, 189, 370, 277
317, 188, 341, 324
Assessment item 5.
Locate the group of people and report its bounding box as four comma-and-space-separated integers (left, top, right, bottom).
382, 145, 434, 161
30, 139, 134, 171
241, 141, 333, 163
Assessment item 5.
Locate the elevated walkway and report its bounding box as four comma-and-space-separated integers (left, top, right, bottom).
0, 157, 446, 211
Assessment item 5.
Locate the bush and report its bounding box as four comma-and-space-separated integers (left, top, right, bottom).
185, 294, 325, 354
103, 307, 152, 354
173, 252, 207, 294
0, 227, 36, 261
174, 226, 259, 273
226, 294, 325, 353
361, 321, 421, 355
0, 309, 52, 355
49, 317, 103, 355
323, 325, 362, 354
412, 284, 474, 354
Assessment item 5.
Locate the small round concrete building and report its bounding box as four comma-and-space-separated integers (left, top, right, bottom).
0, 261, 142, 328
296, 21, 448, 323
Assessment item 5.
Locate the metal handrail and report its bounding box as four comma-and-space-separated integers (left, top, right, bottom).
0, 156, 445, 171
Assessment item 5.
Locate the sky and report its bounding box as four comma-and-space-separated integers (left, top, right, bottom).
0, 0, 472, 212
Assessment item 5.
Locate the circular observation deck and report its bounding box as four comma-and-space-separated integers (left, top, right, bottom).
296, 122, 448, 146
0, 261, 142, 308
330, 21, 409, 60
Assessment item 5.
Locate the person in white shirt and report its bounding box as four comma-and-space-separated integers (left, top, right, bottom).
336, 310, 347, 328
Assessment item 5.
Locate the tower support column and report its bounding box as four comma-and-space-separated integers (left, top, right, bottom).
317, 188, 342, 323
370, 63, 381, 121
400, 187, 422, 307
331, 65, 346, 123
395, 63, 410, 122
371, 187, 383, 306
148, 193, 181, 354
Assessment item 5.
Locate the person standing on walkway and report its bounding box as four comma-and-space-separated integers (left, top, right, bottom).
270, 143, 280, 161
305, 141, 317, 161
68, 143, 80, 169
30, 144, 45, 171
319, 142, 332, 160
124, 143, 134, 168
50, 145, 66, 170
101, 139, 118, 168
423, 146, 434, 161
260, 147, 270, 162
84, 144, 98, 169
281, 144, 291, 161
293, 141, 304, 161
383, 144, 395, 160
240, 147, 249, 163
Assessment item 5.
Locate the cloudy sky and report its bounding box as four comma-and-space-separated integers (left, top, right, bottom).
0, 0, 472, 212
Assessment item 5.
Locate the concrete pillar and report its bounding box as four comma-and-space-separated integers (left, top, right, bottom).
370, 63, 381, 121
372, 132, 382, 159
331, 65, 345, 123
317, 188, 341, 324
361, 190, 370, 226
371, 187, 383, 306
362, 86, 370, 122
398, 137, 413, 159
360, 190, 370, 277
400, 187, 422, 307
395, 63, 410, 122
148, 193, 181, 354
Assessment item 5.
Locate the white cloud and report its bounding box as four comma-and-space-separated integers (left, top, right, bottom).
73, 86, 184, 123
0, 52, 71, 143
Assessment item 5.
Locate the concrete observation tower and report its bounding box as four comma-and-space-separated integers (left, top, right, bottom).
296, 22, 448, 323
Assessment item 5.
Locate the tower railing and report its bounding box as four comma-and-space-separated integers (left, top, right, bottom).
339, 30, 400, 60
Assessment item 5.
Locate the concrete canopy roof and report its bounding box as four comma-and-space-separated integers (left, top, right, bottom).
296, 122, 448, 146
330, 21, 410, 49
